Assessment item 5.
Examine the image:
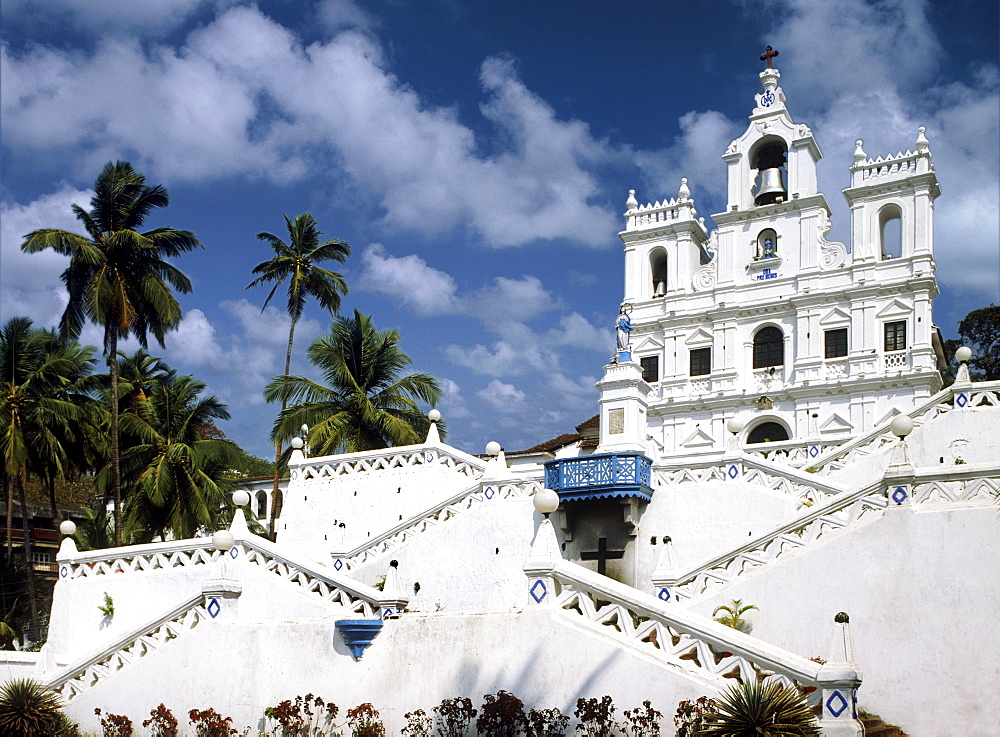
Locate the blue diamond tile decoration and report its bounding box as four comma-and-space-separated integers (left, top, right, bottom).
383, 607, 395, 619
60, 566, 68, 579
484, 485, 495, 500
728, 464, 739, 480
957, 392, 968, 408
810, 445, 819, 458
892, 486, 908, 504
826, 690, 848, 718
852, 689, 858, 718
658, 587, 671, 602
424, 451, 434, 463
229, 545, 238, 559
529, 579, 547, 603
207, 597, 221, 619
333, 558, 343, 571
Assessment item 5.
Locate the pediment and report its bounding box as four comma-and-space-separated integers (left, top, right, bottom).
875, 407, 902, 426
819, 307, 851, 326
632, 335, 664, 352
684, 328, 714, 346
819, 413, 853, 434
875, 299, 912, 319
681, 426, 715, 448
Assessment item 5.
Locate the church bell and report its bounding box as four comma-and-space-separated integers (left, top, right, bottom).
754, 167, 786, 206
654, 280, 666, 297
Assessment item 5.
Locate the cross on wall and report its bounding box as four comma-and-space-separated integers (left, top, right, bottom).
580, 537, 625, 576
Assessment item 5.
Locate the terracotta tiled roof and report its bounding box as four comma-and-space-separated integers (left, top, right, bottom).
576, 414, 600, 432
509, 433, 581, 455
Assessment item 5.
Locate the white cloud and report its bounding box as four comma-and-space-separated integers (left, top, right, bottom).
358, 244, 459, 316
0, 185, 89, 327
476, 379, 528, 414
317, 0, 379, 34
436, 377, 470, 420
461, 275, 556, 323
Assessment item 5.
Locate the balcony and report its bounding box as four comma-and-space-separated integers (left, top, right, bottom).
544, 453, 654, 503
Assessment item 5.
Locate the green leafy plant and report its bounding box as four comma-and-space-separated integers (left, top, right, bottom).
98, 592, 114, 618
433, 696, 476, 736
712, 599, 758, 634
143, 704, 179, 737
673, 696, 716, 737
0, 678, 65, 736
574, 696, 618, 736
95, 708, 134, 736
346, 703, 385, 737
697, 680, 821, 736
526, 707, 569, 737
622, 700, 662, 736
477, 690, 527, 737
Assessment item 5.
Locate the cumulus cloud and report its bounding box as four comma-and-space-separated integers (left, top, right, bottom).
1, 6, 620, 248
476, 379, 528, 414
358, 244, 459, 316
0, 185, 89, 326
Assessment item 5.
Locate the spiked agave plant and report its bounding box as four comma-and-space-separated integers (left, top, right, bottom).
697, 679, 821, 737
0, 678, 65, 735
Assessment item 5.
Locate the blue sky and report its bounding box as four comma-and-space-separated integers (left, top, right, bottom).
2, 0, 998, 459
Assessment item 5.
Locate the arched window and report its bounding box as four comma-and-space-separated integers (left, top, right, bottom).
649, 248, 667, 297
753, 326, 784, 368
256, 491, 267, 519
879, 205, 902, 260
755, 228, 778, 260
747, 421, 790, 444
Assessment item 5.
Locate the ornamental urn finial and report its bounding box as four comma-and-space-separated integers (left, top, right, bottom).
626, 189, 638, 211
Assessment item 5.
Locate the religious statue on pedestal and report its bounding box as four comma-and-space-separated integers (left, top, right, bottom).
616, 303, 633, 354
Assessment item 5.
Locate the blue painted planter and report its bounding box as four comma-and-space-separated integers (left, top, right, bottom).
335, 619, 383, 660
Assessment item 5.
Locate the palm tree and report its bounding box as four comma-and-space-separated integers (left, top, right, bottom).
118, 371, 243, 543
697, 680, 820, 736
247, 213, 350, 535
265, 310, 443, 455
21, 161, 201, 544
712, 598, 759, 634
0, 318, 93, 637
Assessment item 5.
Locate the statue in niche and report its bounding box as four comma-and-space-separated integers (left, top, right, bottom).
755, 232, 778, 261
763, 237, 776, 258
616, 303, 633, 353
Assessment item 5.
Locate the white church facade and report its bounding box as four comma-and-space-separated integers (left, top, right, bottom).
3, 58, 999, 737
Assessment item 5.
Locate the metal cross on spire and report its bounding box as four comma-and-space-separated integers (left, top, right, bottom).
760, 45, 779, 69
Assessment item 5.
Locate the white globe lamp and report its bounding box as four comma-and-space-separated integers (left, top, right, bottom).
428, 409, 441, 422
59, 520, 76, 536
533, 488, 559, 516
212, 529, 235, 552
956, 346, 972, 363
726, 417, 744, 435
231, 490, 250, 508
890, 415, 914, 439
290, 437, 304, 449
485, 441, 502, 457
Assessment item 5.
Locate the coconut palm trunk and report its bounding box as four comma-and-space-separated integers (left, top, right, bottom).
107, 333, 122, 545
15, 472, 38, 642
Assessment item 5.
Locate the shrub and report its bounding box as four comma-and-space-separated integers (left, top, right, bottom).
712, 599, 758, 634
263, 694, 338, 735
622, 700, 662, 736
477, 690, 527, 737
95, 707, 134, 736
574, 696, 618, 736
433, 696, 476, 736
188, 707, 237, 737
526, 707, 569, 737
402, 709, 432, 736
0, 678, 65, 736
143, 704, 179, 737
673, 696, 716, 737
698, 680, 821, 736
347, 703, 385, 737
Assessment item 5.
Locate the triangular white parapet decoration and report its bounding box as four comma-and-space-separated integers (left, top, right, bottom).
875, 299, 912, 319
874, 407, 902, 427
684, 328, 714, 346
820, 413, 853, 434
425, 420, 440, 445
524, 518, 561, 569
229, 507, 251, 537
481, 449, 509, 482
382, 562, 403, 599
631, 334, 664, 352
650, 537, 678, 584
819, 307, 851, 326
57, 535, 78, 559
681, 426, 715, 448
817, 613, 862, 683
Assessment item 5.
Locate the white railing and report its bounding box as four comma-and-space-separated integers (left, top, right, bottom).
529, 559, 832, 704
330, 478, 542, 572
48, 592, 209, 701
912, 464, 1000, 506
807, 381, 1000, 476
58, 533, 392, 619
742, 440, 842, 468
291, 444, 485, 483
884, 351, 908, 370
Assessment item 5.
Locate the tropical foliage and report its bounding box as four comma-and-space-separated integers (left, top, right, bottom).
696, 680, 821, 736
265, 310, 442, 454
712, 599, 758, 634
0, 678, 66, 736
22, 161, 201, 544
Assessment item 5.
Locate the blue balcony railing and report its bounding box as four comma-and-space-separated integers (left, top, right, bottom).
544, 453, 653, 502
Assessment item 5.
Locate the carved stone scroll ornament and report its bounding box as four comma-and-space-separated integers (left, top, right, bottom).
817, 211, 848, 269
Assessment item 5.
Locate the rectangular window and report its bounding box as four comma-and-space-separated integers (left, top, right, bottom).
690, 347, 711, 376
640, 356, 659, 383
825, 328, 848, 358
884, 321, 907, 352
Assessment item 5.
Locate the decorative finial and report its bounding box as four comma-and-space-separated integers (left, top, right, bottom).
626, 189, 638, 211
915, 126, 929, 152
853, 140, 866, 163
678, 178, 690, 202
760, 45, 779, 69
834, 611, 850, 623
